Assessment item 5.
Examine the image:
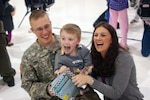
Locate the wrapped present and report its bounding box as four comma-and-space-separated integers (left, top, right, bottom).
50, 70, 79, 100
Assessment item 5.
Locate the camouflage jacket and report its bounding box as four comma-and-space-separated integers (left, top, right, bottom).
21, 34, 60, 100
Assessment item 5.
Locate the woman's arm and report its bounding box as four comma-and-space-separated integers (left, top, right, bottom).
92, 52, 134, 99
72, 52, 134, 99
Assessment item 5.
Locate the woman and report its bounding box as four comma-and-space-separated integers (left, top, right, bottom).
72, 22, 144, 100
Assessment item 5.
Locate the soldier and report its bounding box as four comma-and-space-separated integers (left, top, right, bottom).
21, 9, 61, 100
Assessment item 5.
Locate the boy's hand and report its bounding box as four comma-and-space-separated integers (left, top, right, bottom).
59, 66, 70, 74
47, 85, 56, 96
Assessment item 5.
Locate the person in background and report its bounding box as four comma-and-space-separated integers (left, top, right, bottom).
130, 0, 150, 57
0, 20, 16, 87
108, 0, 129, 50
0, 0, 16, 46
54, 23, 92, 75
72, 22, 144, 100
21, 9, 61, 100
141, 20, 150, 57
130, 0, 140, 24
25, 0, 46, 12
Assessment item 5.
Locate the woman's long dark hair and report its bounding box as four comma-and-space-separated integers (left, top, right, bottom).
91, 22, 119, 78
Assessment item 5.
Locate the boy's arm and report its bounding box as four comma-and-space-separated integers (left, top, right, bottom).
54, 52, 69, 75
55, 65, 69, 75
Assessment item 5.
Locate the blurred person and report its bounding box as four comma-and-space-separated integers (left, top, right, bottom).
0, 20, 16, 87
141, 20, 150, 57
21, 9, 61, 100
108, 0, 129, 50
54, 23, 92, 75
130, 0, 150, 57
72, 22, 144, 100
0, 0, 16, 46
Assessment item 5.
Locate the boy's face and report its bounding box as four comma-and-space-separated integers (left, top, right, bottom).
60, 30, 80, 56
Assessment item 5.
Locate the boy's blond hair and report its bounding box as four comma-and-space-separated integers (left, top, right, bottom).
60, 23, 81, 41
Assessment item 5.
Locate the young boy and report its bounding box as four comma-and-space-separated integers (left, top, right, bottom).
54, 23, 92, 75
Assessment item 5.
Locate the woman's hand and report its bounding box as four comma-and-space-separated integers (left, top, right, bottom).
72, 74, 93, 87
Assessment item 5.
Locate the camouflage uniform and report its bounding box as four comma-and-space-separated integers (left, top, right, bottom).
21, 34, 61, 100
